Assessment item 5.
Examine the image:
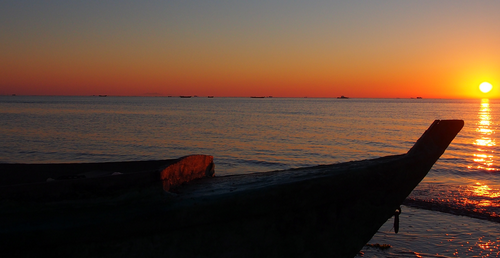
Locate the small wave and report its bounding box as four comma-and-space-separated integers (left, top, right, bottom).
238, 158, 288, 168
403, 198, 500, 223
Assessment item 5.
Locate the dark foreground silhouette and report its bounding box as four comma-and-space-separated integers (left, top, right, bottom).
0, 120, 463, 257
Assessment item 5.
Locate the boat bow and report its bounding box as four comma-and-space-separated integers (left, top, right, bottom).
0, 120, 464, 258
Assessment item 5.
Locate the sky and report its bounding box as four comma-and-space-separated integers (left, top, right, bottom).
1, 1, 499, 98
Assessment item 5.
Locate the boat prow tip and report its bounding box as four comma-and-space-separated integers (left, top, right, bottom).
407, 119, 464, 157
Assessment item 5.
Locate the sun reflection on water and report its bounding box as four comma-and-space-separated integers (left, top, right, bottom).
468, 99, 499, 171
466, 182, 500, 208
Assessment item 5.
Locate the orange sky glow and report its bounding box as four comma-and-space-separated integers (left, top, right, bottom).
1, 1, 499, 98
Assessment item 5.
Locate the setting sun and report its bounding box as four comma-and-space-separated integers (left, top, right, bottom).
479, 82, 493, 93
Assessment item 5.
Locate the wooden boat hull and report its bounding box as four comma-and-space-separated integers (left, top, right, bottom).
0, 120, 463, 257
0, 155, 215, 202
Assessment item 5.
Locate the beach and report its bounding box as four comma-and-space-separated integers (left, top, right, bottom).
360, 205, 500, 257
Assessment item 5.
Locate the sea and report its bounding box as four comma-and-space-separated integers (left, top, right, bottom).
1, 96, 499, 257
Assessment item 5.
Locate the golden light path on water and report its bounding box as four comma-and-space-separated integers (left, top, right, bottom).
465, 98, 500, 210
469, 99, 498, 171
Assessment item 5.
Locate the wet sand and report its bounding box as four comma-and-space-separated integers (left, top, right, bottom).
359, 205, 500, 257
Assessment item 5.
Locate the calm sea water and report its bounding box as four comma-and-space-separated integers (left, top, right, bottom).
1, 96, 499, 257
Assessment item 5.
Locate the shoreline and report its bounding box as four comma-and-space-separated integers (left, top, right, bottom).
360, 205, 500, 257
403, 198, 500, 224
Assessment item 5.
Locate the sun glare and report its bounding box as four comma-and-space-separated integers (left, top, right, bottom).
479, 82, 493, 93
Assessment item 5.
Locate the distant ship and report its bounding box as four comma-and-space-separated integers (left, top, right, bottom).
416, 97, 423, 99
250, 96, 266, 98
98, 95, 107, 97
337, 96, 349, 99
208, 96, 214, 98
180, 96, 192, 98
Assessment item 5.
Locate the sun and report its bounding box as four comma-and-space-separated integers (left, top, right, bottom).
479, 82, 493, 93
